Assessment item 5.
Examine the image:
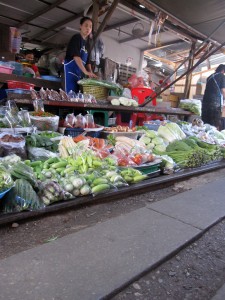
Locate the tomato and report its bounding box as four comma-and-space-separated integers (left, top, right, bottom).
118, 158, 129, 166
131, 154, 143, 165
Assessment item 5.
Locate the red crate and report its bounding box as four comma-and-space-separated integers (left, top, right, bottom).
7, 80, 35, 90
131, 87, 156, 106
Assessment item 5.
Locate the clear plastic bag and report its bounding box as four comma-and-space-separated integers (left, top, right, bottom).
38, 180, 72, 206
0, 164, 14, 194
27, 147, 58, 161
0, 133, 27, 159
179, 99, 202, 116
64, 113, 76, 127
1, 180, 43, 213
30, 115, 59, 131
33, 99, 45, 112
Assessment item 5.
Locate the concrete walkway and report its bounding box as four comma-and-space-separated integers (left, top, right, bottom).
1, 177, 225, 300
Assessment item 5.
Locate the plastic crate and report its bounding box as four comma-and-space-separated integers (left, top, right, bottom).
64, 127, 100, 138
81, 85, 108, 101
133, 160, 161, 175
143, 121, 161, 131
7, 80, 35, 90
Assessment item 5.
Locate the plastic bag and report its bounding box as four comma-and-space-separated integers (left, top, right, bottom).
1, 179, 43, 213
59, 88, 69, 101
179, 99, 202, 116
0, 133, 27, 159
75, 114, 86, 128
38, 180, 72, 206
30, 88, 39, 100
27, 147, 58, 161
64, 113, 76, 127
30, 115, 59, 131
0, 164, 14, 194
33, 99, 45, 112
39, 87, 47, 100
48, 89, 61, 101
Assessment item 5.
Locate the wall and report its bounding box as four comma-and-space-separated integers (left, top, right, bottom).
102, 35, 141, 70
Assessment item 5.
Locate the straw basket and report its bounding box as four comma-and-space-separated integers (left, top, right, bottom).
81, 85, 108, 101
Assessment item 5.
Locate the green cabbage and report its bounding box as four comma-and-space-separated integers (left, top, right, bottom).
139, 136, 151, 145
154, 144, 167, 153
152, 137, 164, 145
146, 143, 155, 150
166, 123, 186, 140
158, 125, 177, 143
145, 130, 158, 139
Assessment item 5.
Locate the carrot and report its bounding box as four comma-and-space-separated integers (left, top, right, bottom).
73, 135, 88, 143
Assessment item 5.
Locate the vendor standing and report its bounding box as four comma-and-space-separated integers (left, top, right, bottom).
64, 16, 97, 93
202, 64, 225, 128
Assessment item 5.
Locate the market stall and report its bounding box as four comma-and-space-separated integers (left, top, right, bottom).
0, 90, 225, 225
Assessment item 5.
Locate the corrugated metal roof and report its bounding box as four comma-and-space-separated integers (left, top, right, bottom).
0, 0, 224, 73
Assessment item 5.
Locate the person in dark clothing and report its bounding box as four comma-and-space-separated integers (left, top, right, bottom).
202, 64, 225, 128
64, 16, 97, 93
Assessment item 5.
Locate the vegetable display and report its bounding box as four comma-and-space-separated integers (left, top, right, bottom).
0, 165, 14, 193
0, 113, 225, 215
78, 78, 123, 95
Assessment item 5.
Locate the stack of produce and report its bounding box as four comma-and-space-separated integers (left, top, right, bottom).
157, 136, 223, 168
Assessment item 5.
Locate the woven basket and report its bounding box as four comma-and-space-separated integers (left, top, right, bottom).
81, 85, 108, 101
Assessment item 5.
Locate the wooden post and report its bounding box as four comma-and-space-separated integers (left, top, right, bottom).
184, 42, 196, 98
92, 0, 100, 33
91, 0, 120, 51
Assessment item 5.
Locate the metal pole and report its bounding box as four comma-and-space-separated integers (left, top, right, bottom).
141, 41, 225, 106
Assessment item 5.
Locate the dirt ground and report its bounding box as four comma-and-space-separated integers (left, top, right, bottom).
1, 168, 225, 299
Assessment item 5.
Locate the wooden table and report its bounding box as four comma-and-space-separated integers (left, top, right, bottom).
14, 99, 192, 117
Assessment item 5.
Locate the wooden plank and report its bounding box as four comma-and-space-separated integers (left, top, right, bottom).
15, 99, 192, 116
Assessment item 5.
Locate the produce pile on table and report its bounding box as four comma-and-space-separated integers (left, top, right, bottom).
0, 113, 225, 215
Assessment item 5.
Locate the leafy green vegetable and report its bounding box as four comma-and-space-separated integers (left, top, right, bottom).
145, 130, 158, 139
158, 125, 177, 143
166, 140, 192, 152
166, 123, 186, 140
78, 78, 123, 96
107, 134, 116, 146
0, 165, 14, 192
25, 134, 59, 152
154, 144, 167, 153
152, 137, 164, 145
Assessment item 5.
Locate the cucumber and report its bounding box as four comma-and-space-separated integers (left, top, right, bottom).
92, 178, 108, 186
91, 183, 110, 195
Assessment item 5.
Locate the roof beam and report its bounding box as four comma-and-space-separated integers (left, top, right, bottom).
135, 0, 223, 47
29, 11, 83, 41
144, 52, 176, 68
22, 36, 64, 49
16, 0, 67, 28
142, 40, 184, 52
119, 29, 160, 44
103, 17, 138, 31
